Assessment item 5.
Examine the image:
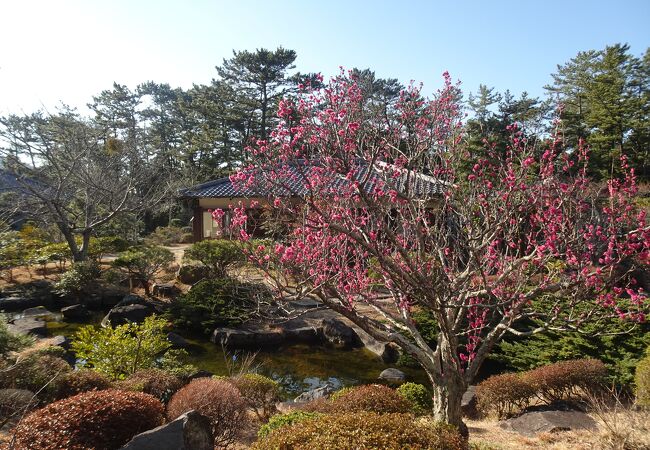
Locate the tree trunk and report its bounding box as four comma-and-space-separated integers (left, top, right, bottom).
431, 375, 467, 437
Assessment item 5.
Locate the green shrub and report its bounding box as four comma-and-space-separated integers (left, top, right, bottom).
180, 233, 194, 244
0, 354, 71, 401
330, 386, 353, 401
168, 279, 262, 334
12, 389, 164, 450
184, 239, 244, 277
54, 369, 112, 400
167, 377, 248, 448
330, 384, 412, 414
88, 236, 130, 262
31, 242, 72, 270
257, 411, 322, 439
71, 315, 179, 380
145, 226, 184, 246
397, 382, 433, 415
523, 358, 607, 403
476, 373, 535, 419
117, 368, 183, 403
112, 246, 175, 295
231, 373, 280, 419
53, 260, 101, 297
634, 350, 650, 408
253, 412, 465, 450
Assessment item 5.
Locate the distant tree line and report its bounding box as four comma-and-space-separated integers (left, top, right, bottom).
0, 44, 648, 256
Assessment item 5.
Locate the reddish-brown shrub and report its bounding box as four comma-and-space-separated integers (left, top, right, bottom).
476, 373, 535, 418
252, 412, 465, 450
0, 354, 71, 400
295, 397, 334, 413
329, 384, 412, 414
167, 377, 247, 448
12, 389, 164, 450
117, 368, 184, 403
54, 369, 112, 399
524, 359, 607, 403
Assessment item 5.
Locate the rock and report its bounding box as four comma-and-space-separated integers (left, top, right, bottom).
499, 410, 598, 437
49, 335, 71, 350
321, 318, 360, 348
186, 370, 214, 381
283, 326, 320, 343
354, 327, 399, 363
378, 368, 406, 384
211, 328, 285, 348
22, 306, 54, 318
177, 263, 210, 285
294, 383, 336, 403
102, 303, 155, 326
120, 410, 213, 450
100, 286, 129, 307
0, 297, 41, 311
61, 304, 90, 320
153, 283, 179, 297
7, 317, 47, 336
167, 332, 190, 349
461, 385, 479, 419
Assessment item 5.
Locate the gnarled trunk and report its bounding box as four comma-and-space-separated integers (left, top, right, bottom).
430, 374, 467, 437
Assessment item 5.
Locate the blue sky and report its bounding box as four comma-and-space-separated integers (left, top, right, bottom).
0, 0, 648, 114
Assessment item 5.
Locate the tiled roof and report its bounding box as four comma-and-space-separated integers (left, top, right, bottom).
179, 161, 445, 199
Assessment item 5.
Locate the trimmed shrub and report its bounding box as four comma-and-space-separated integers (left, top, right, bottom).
117, 368, 183, 403
112, 246, 175, 295
167, 377, 248, 448
397, 382, 433, 415
253, 412, 465, 450
168, 279, 261, 334
145, 226, 184, 246
329, 386, 353, 401
635, 350, 650, 408
54, 260, 101, 297
476, 373, 535, 418
330, 384, 412, 414
0, 354, 71, 401
257, 411, 322, 439
231, 373, 280, 419
0, 388, 35, 426
523, 358, 607, 403
54, 369, 112, 400
184, 239, 244, 277
12, 389, 164, 450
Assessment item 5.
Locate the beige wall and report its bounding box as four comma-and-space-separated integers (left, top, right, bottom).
198, 197, 268, 209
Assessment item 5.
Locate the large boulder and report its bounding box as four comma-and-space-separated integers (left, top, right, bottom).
461, 385, 479, 419
321, 318, 360, 348
167, 332, 190, 349
101, 295, 155, 326
294, 383, 337, 403
7, 317, 47, 337
120, 410, 213, 450
61, 304, 90, 321
283, 326, 320, 343
499, 410, 598, 437
378, 368, 406, 384
211, 327, 285, 348
0, 297, 41, 312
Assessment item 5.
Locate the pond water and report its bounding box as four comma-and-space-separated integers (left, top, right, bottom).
42, 312, 429, 399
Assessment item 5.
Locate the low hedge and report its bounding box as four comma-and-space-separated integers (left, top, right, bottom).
253, 412, 465, 450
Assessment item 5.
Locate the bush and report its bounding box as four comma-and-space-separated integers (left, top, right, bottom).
54, 369, 112, 400
184, 239, 244, 277
523, 358, 607, 403
112, 246, 175, 295
397, 382, 433, 415
635, 350, 650, 408
71, 315, 177, 380
168, 279, 262, 334
476, 373, 535, 418
88, 236, 130, 262
0, 354, 71, 401
257, 411, 322, 439
0, 388, 35, 427
145, 226, 184, 246
231, 373, 280, 419
53, 260, 101, 297
117, 368, 183, 403
180, 233, 194, 244
253, 412, 465, 450
330, 384, 412, 414
167, 377, 248, 448
12, 389, 164, 450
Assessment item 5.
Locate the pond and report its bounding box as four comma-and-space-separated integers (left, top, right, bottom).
42, 312, 429, 399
